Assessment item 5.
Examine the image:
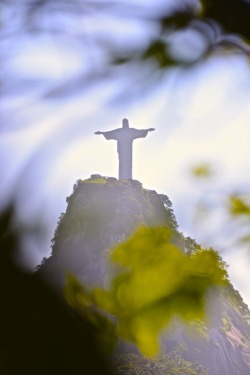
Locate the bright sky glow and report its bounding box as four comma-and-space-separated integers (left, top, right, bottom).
4, 36, 84, 80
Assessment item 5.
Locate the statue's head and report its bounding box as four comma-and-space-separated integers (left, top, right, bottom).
122, 118, 129, 128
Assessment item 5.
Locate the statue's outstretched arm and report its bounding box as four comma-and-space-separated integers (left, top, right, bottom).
95, 129, 118, 140
140, 128, 155, 133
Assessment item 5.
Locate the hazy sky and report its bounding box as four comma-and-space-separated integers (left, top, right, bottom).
1, 0, 250, 306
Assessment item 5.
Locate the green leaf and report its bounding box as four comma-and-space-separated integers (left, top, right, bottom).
228, 195, 250, 216
142, 40, 175, 68
191, 163, 214, 178
64, 274, 118, 354
92, 227, 228, 356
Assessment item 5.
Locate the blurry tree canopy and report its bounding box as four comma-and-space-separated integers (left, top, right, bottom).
1, 0, 250, 101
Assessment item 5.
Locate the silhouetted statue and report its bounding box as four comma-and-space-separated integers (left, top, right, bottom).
95, 118, 155, 179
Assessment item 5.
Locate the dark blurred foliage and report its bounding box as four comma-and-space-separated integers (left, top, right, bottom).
0, 207, 111, 374
64, 273, 118, 355
202, 0, 250, 40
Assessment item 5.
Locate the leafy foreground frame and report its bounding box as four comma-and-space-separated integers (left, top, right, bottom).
65, 226, 228, 357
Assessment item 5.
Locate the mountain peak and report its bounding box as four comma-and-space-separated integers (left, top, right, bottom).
38, 175, 250, 375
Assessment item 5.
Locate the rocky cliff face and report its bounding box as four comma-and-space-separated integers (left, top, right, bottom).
39, 175, 250, 375
160, 284, 250, 375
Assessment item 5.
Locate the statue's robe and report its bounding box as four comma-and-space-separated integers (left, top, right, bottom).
102, 127, 149, 179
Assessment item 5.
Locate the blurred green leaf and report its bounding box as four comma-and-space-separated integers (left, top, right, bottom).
142, 40, 175, 68
92, 227, 228, 356
228, 195, 250, 216
191, 163, 214, 178
64, 274, 118, 354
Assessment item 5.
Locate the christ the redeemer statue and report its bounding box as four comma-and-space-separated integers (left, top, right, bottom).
95, 118, 155, 180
